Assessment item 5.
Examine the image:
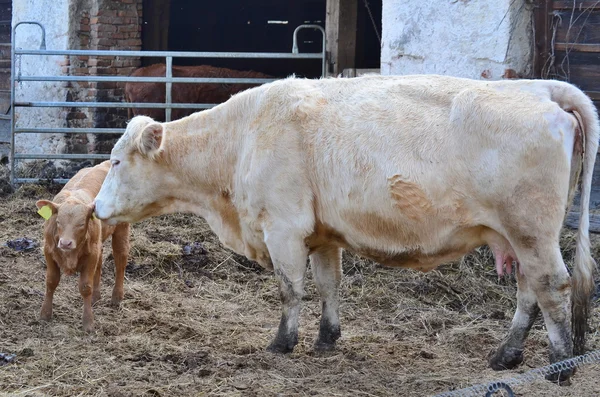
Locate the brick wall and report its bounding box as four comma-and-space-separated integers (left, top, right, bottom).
67, 0, 142, 154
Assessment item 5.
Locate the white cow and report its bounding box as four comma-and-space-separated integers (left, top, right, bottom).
94, 75, 598, 383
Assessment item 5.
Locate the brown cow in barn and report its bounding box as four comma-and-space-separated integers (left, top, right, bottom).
124, 64, 274, 121
36, 161, 131, 332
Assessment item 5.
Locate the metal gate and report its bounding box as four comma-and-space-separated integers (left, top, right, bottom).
10, 22, 326, 185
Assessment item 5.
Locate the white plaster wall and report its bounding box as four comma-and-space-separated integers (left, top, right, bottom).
381, 0, 533, 79
12, 0, 70, 156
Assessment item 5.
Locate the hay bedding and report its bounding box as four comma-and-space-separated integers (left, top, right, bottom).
0, 185, 598, 397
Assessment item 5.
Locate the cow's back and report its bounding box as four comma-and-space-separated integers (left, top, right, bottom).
236, 75, 577, 261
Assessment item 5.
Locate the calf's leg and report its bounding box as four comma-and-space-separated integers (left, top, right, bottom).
92, 251, 102, 305
310, 246, 342, 351
40, 253, 60, 321
79, 256, 97, 332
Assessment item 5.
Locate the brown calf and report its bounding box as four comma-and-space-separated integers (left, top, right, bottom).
36, 161, 130, 332
125, 64, 273, 121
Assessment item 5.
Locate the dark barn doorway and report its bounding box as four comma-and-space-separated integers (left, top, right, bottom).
142, 0, 381, 78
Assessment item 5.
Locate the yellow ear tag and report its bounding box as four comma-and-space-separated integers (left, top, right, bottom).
92, 212, 98, 221
37, 205, 53, 220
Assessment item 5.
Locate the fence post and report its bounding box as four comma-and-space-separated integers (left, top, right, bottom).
165, 56, 172, 122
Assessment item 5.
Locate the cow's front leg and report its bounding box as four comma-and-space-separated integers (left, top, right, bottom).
265, 231, 309, 354
490, 268, 540, 370
310, 246, 342, 351
111, 223, 130, 306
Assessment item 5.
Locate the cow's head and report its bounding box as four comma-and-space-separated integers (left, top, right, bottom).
94, 116, 174, 225
36, 198, 95, 252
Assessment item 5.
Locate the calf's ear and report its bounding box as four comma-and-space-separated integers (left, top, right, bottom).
86, 203, 96, 221
36, 200, 59, 220
136, 122, 164, 158
36, 200, 58, 213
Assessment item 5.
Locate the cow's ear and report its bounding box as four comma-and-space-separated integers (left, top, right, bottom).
137, 122, 164, 158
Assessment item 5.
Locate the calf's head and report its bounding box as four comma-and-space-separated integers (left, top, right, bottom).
36, 198, 95, 251
94, 116, 174, 225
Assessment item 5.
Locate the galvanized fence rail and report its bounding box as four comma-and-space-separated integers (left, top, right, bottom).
10, 22, 326, 185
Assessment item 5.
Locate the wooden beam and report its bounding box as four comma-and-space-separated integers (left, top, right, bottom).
326, 0, 358, 76
553, 1, 600, 10
533, 0, 552, 78
585, 91, 600, 100
554, 43, 600, 52
565, 212, 600, 233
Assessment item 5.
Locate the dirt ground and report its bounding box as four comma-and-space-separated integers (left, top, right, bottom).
0, 184, 599, 397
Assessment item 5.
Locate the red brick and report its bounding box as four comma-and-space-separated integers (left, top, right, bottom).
96, 67, 118, 75
117, 10, 138, 17
88, 58, 112, 67
67, 112, 88, 120
97, 10, 117, 17
117, 25, 138, 33
81, 17, 90, 24
90, 17, 99, 24
70, 67, 90, 75
97, 38, 116, 47
97, 24, 118, 33
122, 38, 142, 46
80, 24, 90, 32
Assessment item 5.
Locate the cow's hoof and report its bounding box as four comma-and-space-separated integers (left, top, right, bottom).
313, 340, 336, 352
315, 321, 340, 352
110, 296, 123, 307
82, 316, 95, 333
266, 339, 295, 354
546, 369, 573, 386
489, 346, 524, 371
40, 312, 52, 322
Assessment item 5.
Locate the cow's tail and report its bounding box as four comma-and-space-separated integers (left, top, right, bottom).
550, 80, 599, 356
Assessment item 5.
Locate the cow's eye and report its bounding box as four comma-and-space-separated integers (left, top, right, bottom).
111, 159, 120, 166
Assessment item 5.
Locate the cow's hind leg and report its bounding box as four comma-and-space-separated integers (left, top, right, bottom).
490, 268, 540, 370
265, 230, 309, 354
310, 246, 342, 351
501, 236, 573, 384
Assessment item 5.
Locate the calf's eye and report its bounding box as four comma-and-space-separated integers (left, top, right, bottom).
111, 159, 121, 166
